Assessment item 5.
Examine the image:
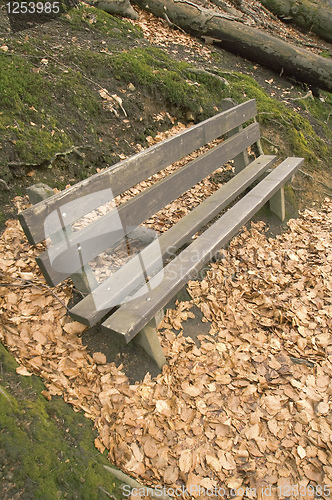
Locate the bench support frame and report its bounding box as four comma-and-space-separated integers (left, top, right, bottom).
222, 98, 287, 221
133, 310, 166, 369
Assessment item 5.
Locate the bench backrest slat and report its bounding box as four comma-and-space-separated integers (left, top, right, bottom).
19, 99, 257, 245
36, 122, 260, 286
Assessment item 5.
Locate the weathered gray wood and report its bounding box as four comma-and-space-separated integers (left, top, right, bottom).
269, 185, 286, 221
221, 98, 250, 174
101, 157, 304, 342
69, 155, 276, 326
35, 123, 261, 286
18, 100, 257, 245
26, 182, 99, 295
133, 320, 167, 369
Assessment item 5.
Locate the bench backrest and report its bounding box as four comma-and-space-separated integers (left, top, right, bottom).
19, 99, 259, 287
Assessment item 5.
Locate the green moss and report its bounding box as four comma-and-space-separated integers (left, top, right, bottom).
0, 344, 123, 500
0, 53, 73, 162
296, 90, 332, 137
55, 69, 101, 116
0, 53, 51, 111
13, 126, 71, 163
320, 50, 332, 58
111, 47, 228, 117
68, 48, 113, 80
216, 71, 331, 168
62, 4, 143, 38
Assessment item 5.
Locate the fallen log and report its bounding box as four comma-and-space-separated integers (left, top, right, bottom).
257, 0, 332, 44
132, 0, 332, 93
86, 0, 139, 19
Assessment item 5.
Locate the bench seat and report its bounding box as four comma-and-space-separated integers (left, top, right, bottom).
102, 157, 302, 342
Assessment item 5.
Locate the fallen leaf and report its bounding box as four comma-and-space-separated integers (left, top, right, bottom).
16, 366, 32, 376
179, 449, 192, 473
93, 352, 107, 364
63, 322, 87, 334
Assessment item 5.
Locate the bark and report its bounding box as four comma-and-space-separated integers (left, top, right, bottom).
86, 0, 139, 19
133, 0, 332, 93
258, 0, 332, 44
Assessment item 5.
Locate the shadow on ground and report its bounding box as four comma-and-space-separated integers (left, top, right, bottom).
81, 288, 211, 384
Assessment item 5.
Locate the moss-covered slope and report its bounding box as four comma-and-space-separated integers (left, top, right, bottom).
0, 344, 123, 499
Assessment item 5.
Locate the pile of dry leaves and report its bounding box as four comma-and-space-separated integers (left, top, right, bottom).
0, 197, 331, 499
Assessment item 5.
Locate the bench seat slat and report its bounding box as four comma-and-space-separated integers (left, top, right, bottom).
36, 122, 261, 286
101, 157, 304, 342
19, 100, 257, 245
69, 154, 277, 326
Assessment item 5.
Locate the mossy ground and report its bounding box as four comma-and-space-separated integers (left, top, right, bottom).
0, 3, 331, 496
0, 344, 124, 499
0, 3, 331, 228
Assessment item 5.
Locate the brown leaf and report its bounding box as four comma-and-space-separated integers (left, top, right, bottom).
218, 451, 236, 470
93, 352, 107, 365
179, 449, 192, 473
181, 382, 201, 397
32, 330, 47, 345
94, 437, 105, 454
163, 465, 178, 484
143, 437, 159, 459
58, 357, 79, 378
245, 424, 260, 440
16, 366, 32, 376
63, 322, 87, 334
186, 472, 201, 497
206, 454, 221, 472
302, 464, 324, 483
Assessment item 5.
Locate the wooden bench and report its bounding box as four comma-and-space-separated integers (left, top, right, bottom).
18, 99, 304, 369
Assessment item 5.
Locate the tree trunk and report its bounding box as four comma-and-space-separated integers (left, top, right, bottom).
133, 0, 332, 93
258, 0, 332, 44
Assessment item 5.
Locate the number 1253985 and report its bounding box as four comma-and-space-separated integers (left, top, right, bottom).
277, 484, 330, 497
6, 2, 61, 14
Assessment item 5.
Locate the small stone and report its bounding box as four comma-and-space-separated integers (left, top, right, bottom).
186, 111, 195, 121
127, 82, 135, 91
0, 45, 9, 52
26, 183, 54, 204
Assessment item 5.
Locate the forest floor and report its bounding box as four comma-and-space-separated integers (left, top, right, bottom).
0, 2, 331, 499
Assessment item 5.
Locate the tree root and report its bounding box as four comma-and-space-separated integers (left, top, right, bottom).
186, 67, 229, 85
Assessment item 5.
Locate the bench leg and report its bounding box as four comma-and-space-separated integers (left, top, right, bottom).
269, 186, 286, 221
71, 265, 99, 295
133, 310, 166, 370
